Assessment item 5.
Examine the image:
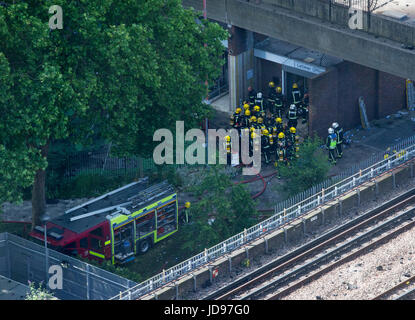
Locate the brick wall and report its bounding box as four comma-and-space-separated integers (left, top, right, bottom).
377, 71, 406, 118
309, 61, 406, 137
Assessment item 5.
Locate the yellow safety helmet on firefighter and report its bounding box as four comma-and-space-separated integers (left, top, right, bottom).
254, 105, 260, 112
276, 117, 282, 123
257, 117, 263, 124
235, 107, 242, 114
276, 86, 282, 93
293, 83, 298, 89
250, 126, 255, 132
225, 135, 231, 142
290, 127, 296, 134
245, 109, 251, 116
243, 103, 250, 110
263, 129, 269, 135
251, 132, 257, 139
250, 116, 257, 122
278, 132, 285, 139
185, 202, 191, 209
269, 81, 275, 88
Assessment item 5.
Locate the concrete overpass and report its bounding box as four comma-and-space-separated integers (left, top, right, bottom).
183, 0, 415, 80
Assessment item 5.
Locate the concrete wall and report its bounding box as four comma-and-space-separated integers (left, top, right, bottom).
142, 161, 415, 300
182, 0, 415, 80
262, 0, 415, 47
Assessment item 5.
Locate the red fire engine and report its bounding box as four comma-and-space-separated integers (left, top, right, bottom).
30, 178, 179, 264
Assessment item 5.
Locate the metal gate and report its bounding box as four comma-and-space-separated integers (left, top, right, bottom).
0, 233, 136, 300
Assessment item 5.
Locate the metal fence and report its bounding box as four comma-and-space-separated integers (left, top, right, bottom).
0, 233, 136, 300
112, 133, 415, 300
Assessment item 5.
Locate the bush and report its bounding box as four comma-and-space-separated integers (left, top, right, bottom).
25, 282, 55, 300
278, 136, 330, 197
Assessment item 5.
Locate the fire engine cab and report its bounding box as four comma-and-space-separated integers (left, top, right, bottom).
30, 178, 178, 264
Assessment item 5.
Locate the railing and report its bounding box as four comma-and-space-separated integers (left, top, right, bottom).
111, 134, 415, 300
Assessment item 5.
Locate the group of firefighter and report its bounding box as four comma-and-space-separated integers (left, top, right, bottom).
227, 81, 309, 168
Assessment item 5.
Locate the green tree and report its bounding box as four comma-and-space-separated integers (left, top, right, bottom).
180, 166, 259, 253
0, 0, 227, 227
279, 136, 330, 197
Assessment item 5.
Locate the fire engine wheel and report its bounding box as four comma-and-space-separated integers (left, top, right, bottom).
137, 237, 152, 254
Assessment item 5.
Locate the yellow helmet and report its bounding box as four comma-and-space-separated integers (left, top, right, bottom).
278, 132, 285, 139
269, 81, 275, 88
225, 135, 231, 142
236, 107, 242, 114
250, 126, 255, 132
263, 129, 269, 135
276, 86, 282, 93
254, 105, 260, 112
243, 103, 250, 110
185, 202, 191, 208
250, 116, 257, 122
290, 127, 296, 133
293, 83, 298, 89
276, 117, 282, 123
257, 117, 263, 124
245, 109, 251, 116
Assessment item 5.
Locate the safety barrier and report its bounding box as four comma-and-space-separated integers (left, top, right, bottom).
111, 134, 415, 300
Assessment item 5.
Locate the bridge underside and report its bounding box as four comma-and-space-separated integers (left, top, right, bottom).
183, 0, 415, 80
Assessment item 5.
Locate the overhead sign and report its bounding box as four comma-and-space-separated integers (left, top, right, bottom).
254, 48, 326, 78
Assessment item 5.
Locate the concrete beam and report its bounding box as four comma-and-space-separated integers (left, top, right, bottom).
183, 0, 415, 79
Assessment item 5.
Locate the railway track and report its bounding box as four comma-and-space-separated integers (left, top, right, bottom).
203, 188, 415, 300
373, 275, 415, 300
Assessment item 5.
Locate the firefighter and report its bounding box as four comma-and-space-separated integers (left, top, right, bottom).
326, 128, 337, 165
181, 201, 191, 224
267, 82, 277, 114
265, 111, 274, 129
224, 135, 232, 165
291, 83, 302, 108
257, 117, 266, 134
250, 131, 261, 160
262, 129, 272, 164
242, 109, 251, 128
287, 104, 298, 129
287, 127, 297, 160
275, 117, 284, 134
274, 86, 284, 118
301, 92, 309, 124
332, 122, 343, 158
275, 132, 287, 176
230, 107, 242, 131
248, 86, 257, 109
255, 92, 265, 115
253, 105, 261, 118
250, 115, 258, 129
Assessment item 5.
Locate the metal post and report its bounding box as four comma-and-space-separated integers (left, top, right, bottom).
44, 225, 49, 284
86, 264, 90, 300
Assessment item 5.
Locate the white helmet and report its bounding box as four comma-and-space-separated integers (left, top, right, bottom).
328, 128, 334, 134
290, 104, 296, 110
257, 92, 262, 99
332, 122, 339, 129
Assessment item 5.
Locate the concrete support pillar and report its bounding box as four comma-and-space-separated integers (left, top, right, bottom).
228, 26, 255, 111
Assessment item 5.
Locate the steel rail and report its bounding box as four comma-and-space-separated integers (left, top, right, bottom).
204, 190, 415, 300
373, 275, 415, 300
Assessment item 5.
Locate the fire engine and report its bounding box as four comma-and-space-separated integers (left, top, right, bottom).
30, 177, 179, 264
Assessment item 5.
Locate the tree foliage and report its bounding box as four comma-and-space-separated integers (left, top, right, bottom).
279, 136, 330, 197
0, 0, 227, 222
180, 166, 259, 253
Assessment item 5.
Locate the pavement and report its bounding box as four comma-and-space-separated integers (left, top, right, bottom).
0, 275, 29, 300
